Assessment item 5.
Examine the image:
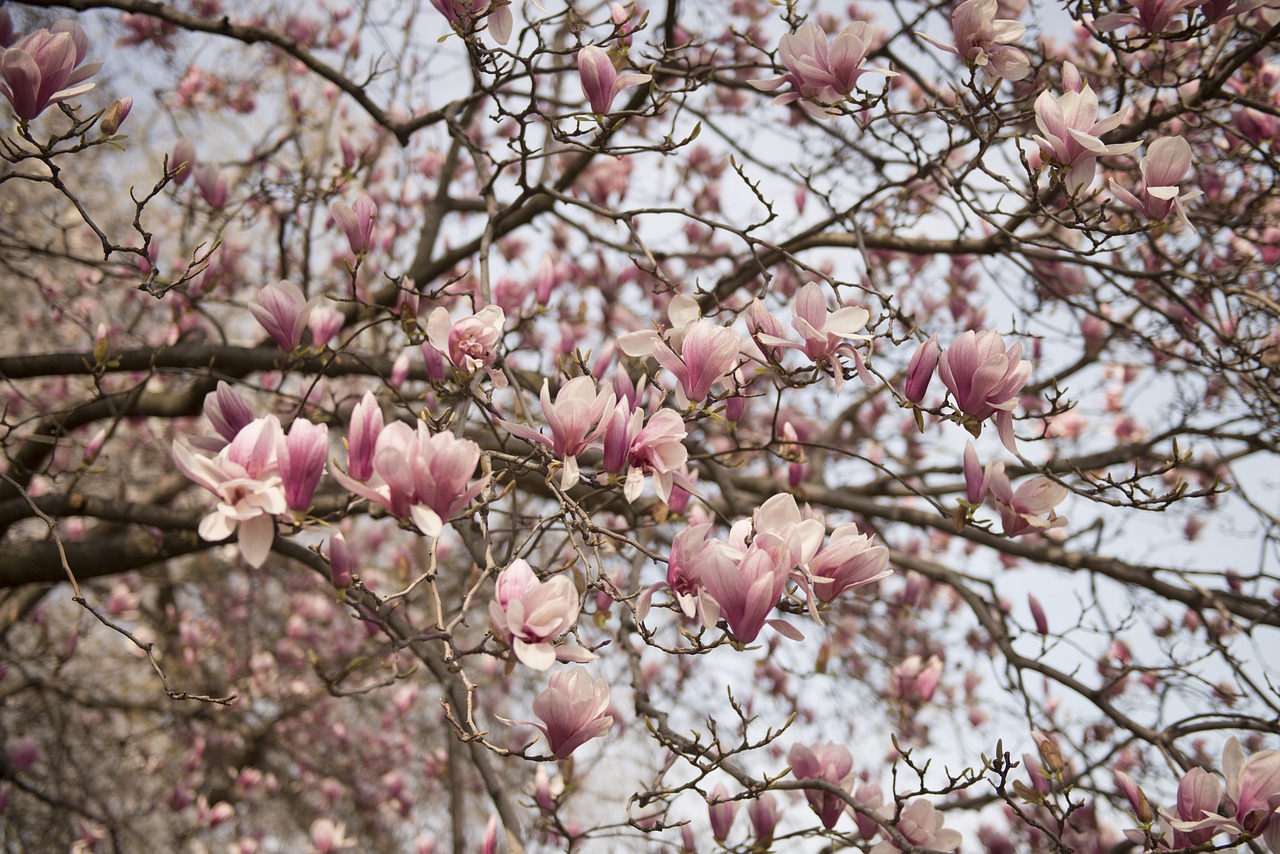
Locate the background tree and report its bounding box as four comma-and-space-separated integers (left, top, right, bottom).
0, 0, 1278, 851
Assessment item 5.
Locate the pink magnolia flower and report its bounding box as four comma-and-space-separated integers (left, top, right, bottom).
1173, 737, 1280, 840
1095, 0, 1202, 33
308, 304, 345, 348
707, 784, 738, 842
280, 419, 329, 512
430, 0, 513, 44
250, 280, 315, 351
344, 391, 384, 482
756, 282, 872, 389
309, 818, 355, 853
620, 407, 689, 503
988, 465, 1068, 537
919, 0, 1029, 84
962, 440, 999, 504
1033, 66, 1142, 193
700, 544, 791, 644
577, 44, 651, 115
529, 667, 613, 758
331, 421, 486, 537
169, 139, 196, 185
488, 558, 591, 670
194, 163, 228, 210
808, 523, 892, 603
893, 654, 943, 703
637, 522, 729, 628
504, 376, 615, 488
0, 20, 100, 120
173, 416, 287, 568
870, 799, 962, 853
938, 329, 1031, 447
749, 21, 894, 121
204, 381, 254, 444
331, 194, 378, 256
1109, 136, 1201, 228
903, 334, 940, 404
327, 531, 353, 589
747, 793, 782, 847
788, 741, 854, 829
650, 319, 742, 408
425, 304, 506, 381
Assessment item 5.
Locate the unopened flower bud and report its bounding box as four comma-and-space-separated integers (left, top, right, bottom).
100, 96, 133, 134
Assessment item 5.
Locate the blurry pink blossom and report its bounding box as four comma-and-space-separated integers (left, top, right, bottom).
250, 280, 315, 351
748, 792, 782, 847
331, 194, 378, 255
870, 799, 962, 853
893, 654, 943, 703
707, 784, 738, 842
788, 741, 854, 829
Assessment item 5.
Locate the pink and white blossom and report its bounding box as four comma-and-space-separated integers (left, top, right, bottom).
425, 304, 506, 382
988, 465, 1069, 537
938, 329, 1031, 447
649, 319, 742, 408
331, 421, 486, 538
0, 20, 100, 120
749, 22, 893, 120
503, 376, 615, 488
808, 523, 892, 603
488, 558, 591, 670
870, 799, 962, 853
1033, 66, 1142, 193
279, 418, 329, 512
755, 282, 872, 389
1109, 136, 1201, 228
173, 416, 287, 568
528, 667, 613, 758
919, 0, 1030, 84
331, 194, 378, 256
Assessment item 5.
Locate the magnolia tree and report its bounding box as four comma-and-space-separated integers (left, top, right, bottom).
1, 0, 1279, 851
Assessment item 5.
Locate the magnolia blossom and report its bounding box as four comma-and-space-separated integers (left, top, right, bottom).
919, 0, 1029, 84
0, 20, 100, 120
330, 194, 377, 256
604, 404, 689, 503
749, 21, 893, 120
1033, 65, 1142, 193
173, 416, 287, 568
430, 0, 513, 44
503, 376, 615, 488
1096, 0, 1202, 33
1109, 137, 1201, 228
903, 334, 940, 404
938, 329, 1031, 447
808, 523, 892, 603
788, 741, 854, 829
331, 421, 486, 538
529, 667, 613, 758
425, 304, 505, 382
203, 381, 253, 445
893, 654, 943, 703
869, 799, 963, 853
279, 419, 329, 512
988, 466, 1068, 537
755, 282, 872, 389
748, 793, 782, 847
637, 522, 729, 629
250, 280, 315, 351
488, 558, 592, 670
577, 44, 651, 115
650, 319, 742, 408
700, 543, 792, 644
1172, 737, 1280, 840
707, 784, 738, 842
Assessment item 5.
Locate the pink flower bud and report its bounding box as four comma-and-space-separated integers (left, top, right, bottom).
331, 194, 378, 255
280, 419, 328, 511
904, 333, 940, 403
577, 44, 651, 115
169, 139, 196, 185
707, 784, 738, 842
